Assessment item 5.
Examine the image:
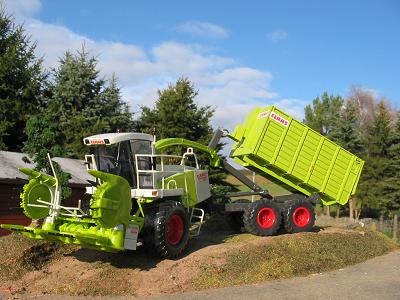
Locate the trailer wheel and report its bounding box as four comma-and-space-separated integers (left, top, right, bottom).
243, 199, 282, 236
154, 201, 190, 258
283, 200, 315, 233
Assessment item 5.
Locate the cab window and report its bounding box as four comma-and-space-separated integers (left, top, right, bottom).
95, 141, 135, 187
130, 140, 153, 188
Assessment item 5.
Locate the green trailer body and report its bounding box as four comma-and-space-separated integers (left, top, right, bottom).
230, 106, 364, 206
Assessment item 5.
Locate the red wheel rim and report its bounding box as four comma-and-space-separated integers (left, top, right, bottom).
257, 207, 276, 229
167, 213, 184, 245
293, 207, 311, 227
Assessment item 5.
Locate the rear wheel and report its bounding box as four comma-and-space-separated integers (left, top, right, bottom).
153, 201, 190, 258
243, 199, 281, 236
283, 200, 315, 233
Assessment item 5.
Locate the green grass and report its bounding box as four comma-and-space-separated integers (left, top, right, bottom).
194, 230, 398, 289
222, 233, 259, 244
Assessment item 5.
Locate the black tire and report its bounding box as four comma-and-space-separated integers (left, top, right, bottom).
283, 199, 315, 233
225, 212, 244, 231
243, 199, 282, 236
153, 201, 190, 258
141, 207, 158, 251
224, 199, 249, 231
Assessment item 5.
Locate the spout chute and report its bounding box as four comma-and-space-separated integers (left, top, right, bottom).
88, 170, 132, 228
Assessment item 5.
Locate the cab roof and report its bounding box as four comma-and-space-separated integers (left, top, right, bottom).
83, 132, 153, 146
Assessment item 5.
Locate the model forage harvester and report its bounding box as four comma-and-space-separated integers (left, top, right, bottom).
1, 106, 364, 258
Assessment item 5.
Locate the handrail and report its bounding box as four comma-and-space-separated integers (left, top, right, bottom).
135, 153, 189, 190
154, 138, 221, 167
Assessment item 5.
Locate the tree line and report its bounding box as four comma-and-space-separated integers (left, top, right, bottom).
304, 88, 400, 218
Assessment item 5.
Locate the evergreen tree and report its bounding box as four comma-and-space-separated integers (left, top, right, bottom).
330, 100, 362, 154
364, 101, 392, 157
329, 100, 363, 218
48, 49, 105, 157
46, 48, 134, 158
304, 92, 344, 138
383, 114, 400, 214
99, 74, 134, 132
49, 49, 104, 115
0, 8, 46, 151
138, 77, 213, 144
357, 101, 393, 215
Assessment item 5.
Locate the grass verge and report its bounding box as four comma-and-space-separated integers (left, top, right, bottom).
194, 230, 398, 289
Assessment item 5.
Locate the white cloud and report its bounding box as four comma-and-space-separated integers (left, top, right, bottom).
3, 0, 41, 18
267, 30, 288, 41
195, 68, 278, 129
272, 98, 308, 120
27, 21, 91, 68
151, 42, 234, 77
174, 21, 229, 39
4, 1, 308, 138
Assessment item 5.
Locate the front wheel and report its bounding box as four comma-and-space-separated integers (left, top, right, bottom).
283, 200, 315, 233
154, 201, 190, 258
243, 199, 282, 236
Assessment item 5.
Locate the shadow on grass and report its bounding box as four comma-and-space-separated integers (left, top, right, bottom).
311, 225, 329, 232
68, 213, 325, 270
67, 213, 236, 270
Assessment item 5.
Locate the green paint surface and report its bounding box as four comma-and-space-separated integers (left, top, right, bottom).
1, 169, 139, 252
230, 106, 364, 205
162, 170, 198, 207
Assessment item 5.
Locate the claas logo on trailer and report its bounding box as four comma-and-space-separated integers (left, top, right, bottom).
257, 110, 289, 127
270, 112, 289, 127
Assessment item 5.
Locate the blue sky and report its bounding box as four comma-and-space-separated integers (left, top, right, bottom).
5, 0, 400, 131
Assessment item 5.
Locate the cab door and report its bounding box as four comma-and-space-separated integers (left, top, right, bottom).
130, 140, 153, 189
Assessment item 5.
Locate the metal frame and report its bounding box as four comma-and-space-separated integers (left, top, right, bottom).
29, 154, 87, 229
134, 148, 205, 211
